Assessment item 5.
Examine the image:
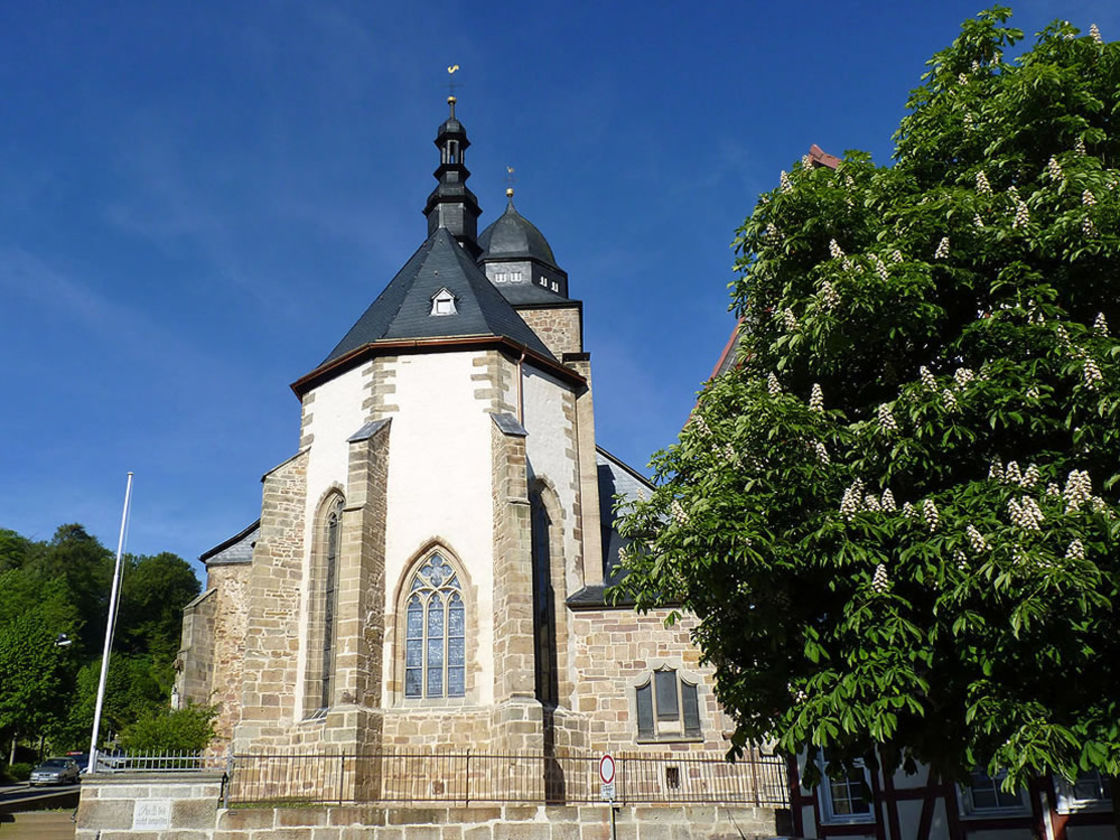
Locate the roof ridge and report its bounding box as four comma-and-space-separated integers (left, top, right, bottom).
321, 234, 438, 364
315, 226, 556, 372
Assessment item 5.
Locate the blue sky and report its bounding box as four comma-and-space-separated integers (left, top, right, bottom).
2, 1, 1116, 576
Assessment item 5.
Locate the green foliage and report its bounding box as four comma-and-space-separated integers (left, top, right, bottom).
618, 8, 1120, 790
120, 704, 216, 753
119, 552, 204, 664
0, 524, 200, 754
0, 612, 75, 738
2, 762, 33, 782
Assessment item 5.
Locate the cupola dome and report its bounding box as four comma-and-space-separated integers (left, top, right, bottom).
478, 193, 569, 301
478, 198, 559, 268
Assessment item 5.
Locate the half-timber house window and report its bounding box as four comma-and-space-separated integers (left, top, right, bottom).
404, 554, 465, 699
818, 756, 874, 823
1056, 771, 1112, 813
635, 668, 700, 740
961, 770, 1026, 814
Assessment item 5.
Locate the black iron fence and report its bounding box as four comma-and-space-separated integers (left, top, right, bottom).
226, 749, 789, 808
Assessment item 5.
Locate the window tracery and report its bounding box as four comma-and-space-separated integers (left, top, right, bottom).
404, 553, 465, 699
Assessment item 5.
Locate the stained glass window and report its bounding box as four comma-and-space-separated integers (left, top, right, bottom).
403, 554, 465, 699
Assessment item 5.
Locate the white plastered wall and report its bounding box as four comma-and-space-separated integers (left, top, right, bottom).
295, 364, 370, 720
520, 366, 583, 594
380, 352, 496, 706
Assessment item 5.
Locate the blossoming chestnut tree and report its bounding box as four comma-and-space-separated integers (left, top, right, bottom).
617, 8, 1120, 793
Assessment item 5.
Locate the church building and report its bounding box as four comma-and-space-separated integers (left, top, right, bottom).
174, 96, 734, 773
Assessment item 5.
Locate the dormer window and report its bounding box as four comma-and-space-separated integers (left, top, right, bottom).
430, 287, 457, 316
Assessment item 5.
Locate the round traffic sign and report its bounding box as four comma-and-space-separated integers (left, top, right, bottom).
599, 754, 615, 785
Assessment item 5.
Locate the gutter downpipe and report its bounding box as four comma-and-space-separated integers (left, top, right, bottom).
516, 349, 527, 424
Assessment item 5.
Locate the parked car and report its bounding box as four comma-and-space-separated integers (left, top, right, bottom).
29, 757, 80, 786
66, 752, 91, 774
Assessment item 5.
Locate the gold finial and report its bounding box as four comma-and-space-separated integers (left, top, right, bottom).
506, 188, 514, 197
505, 166, 516, 199
446, 64, 460, 116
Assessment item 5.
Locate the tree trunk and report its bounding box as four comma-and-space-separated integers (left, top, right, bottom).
8, 732, 16, 766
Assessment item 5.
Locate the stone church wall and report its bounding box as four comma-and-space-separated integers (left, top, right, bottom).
234, 449, 309, 749
203, 564, 251, 753
176, 589, 215, 710
518, 305, 582, 358
569, 608, 731, 756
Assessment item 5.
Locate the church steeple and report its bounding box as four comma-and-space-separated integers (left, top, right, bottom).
423, 96, 482, 258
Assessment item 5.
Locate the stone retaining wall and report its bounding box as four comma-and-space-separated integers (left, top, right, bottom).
77, 775, 784, 840
77, 771, 225, 840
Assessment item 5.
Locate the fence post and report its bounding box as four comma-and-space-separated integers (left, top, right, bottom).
750, 749, 760, 807
223, 747, 234, 809
465, 749, 471, 806
619, 753, 626, 805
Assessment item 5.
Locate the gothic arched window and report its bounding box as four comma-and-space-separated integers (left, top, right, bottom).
306, 492, 343, 717
319, 497, 342, 710
404, 554, 465, 699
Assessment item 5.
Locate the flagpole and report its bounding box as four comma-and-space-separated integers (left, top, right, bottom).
88, 472, 133, 772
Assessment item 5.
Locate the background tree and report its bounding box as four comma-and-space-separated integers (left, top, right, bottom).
0, 612, 76, 762
120, 705, 216, 753
0, 524, 201, 758
619, 8, 1120, 793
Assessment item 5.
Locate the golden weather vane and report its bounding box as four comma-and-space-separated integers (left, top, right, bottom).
506, 166, 516, 198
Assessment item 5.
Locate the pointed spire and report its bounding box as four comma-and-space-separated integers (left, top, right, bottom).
423, 95, 482, 256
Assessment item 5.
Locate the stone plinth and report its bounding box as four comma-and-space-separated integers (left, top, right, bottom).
77, 771, 225, 840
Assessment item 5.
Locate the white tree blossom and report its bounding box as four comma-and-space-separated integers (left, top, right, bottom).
871, 564, 890, 594
881, 489, 897, 511
841, 479, 865, 521
878, 403, 898, 433
1063, 469, 1092, 513
809, 383, 824, 413
967, 524, 988, 552
923, 498, 939, 532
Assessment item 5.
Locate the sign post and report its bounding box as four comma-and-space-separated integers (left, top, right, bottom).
599, 754, 617, 840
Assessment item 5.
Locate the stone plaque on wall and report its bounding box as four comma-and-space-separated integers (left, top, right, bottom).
134, 799, 171, 830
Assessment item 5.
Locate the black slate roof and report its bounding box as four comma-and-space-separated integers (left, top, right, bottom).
323, 227, 555, 365
596, 445, 653, 586
500, 283, 577, 307
567, 446, 654, 610
199, 519, 259, 566
478, 200, 560, 269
